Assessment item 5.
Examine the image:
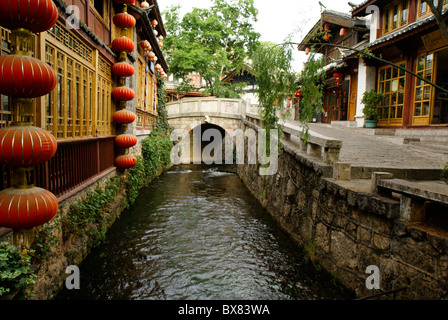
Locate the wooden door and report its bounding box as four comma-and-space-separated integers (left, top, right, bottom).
348, 73, 358, 121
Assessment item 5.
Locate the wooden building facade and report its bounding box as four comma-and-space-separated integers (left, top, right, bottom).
352, 0, 448, 128
298, 10, 369, 124
0, 0, 168, 201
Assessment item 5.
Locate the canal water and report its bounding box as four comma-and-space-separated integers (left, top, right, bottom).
57, 164, 353, 300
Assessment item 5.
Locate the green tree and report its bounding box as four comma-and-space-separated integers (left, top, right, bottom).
252, 41, 297, 132
162, 0, 260, 97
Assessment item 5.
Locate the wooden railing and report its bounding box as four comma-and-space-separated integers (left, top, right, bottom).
0, 136, 116, 200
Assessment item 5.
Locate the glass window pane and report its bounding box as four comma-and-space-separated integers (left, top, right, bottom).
386, 67, 392, 80
415, 103, 421, 116
380, 82, 385, 93
380, 69, 385, 81
397, 106, 403, 118
416, 87, 423, 101
424, 86, 431, 100
398, 92, 404, 104
399, 78, 405, 91
393, 67, 399, 78
392, 79, 399, 92
418, 57, 425, 71
385, 81, 391, 92
390, 106, 396, 118
423, 102, 430, 115
402, 0, 408, 25
391, 93, 397, 106
426, 54, 433, 69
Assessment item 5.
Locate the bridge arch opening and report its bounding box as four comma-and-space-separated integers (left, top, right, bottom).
187, 123, 234, 164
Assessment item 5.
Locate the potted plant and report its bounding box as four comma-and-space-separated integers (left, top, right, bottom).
361, 89, 384, 129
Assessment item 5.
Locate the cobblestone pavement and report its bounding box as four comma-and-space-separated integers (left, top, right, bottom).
287, 121, 447, 170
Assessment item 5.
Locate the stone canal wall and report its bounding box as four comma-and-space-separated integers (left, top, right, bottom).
237, 122, 448, 300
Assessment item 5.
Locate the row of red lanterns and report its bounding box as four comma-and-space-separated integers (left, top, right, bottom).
0, 0, 59, 235
112, 1, 138, 169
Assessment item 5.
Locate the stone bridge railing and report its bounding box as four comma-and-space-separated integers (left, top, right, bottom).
167, 98, 246, 121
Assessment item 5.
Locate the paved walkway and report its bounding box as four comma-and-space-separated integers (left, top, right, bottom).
286, 121, 447, 171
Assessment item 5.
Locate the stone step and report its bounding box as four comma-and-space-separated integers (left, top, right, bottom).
394, 128, 448, 137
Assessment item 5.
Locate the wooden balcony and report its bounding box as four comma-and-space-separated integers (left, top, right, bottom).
0, 136, 116, 202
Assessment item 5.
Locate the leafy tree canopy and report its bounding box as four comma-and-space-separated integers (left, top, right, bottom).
162, 0, 260, 98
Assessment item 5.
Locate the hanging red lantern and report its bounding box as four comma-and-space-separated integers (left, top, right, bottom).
147, 51, 155, 59
340, 28, 346, 37
112, 62, 135, 77
287, 102, 291, 108
151, 20, 158, 27
0, 187, 58, 229
333, 73, 344, 87
141, 1, 150, 9
305, 47, 310, 55
0, 0, 58, 34
111, 37, 135, 54
324, 32, 330, 41
159, 42, 163, 48
113, 12, 136, 29
0, 55, 57, 98
0, 125, 57, 167
294, 91, 303, 104
113, 110, 136, 124
115, 134, 138, 148
115, 154, 137, 169
112, 86, 135, 101
158, 35, 164, 41
140, 40, 151, 51
324, 23, 329, 31
153, 29, 158, 37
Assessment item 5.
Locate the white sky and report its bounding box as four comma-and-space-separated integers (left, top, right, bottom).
157, 0, 366, 70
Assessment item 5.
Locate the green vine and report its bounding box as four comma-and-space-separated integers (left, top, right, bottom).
0, 242, 36, 298
62, 176, 123, 247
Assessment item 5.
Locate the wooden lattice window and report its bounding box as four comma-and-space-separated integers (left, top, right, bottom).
377, 62, 406, 124
47, 22, 93, 64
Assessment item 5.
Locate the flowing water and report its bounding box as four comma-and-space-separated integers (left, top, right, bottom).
57, 164, 353, 300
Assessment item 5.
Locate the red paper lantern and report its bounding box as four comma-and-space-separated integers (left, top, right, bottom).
111, 37, 135, 54
113, 12, 136, 29
0, 125, 57, 167
115, 154, 137, 169
340, 28, 346, 37
115, 134, 138, 148
140, 40, 151, 51
112, 86, 135, 101
333, 73, 343, 87
112, 62, 135, 77
324, 23, 329, 31
324, 33, 330, 41
151, 20, 158, 27
158, 35, 164, 41
0, 55, 57, 98
113, 109, 136, 124
159, 42, 163, 48
141, 1, 150, 8
0, 187, 58, 229
0, 0, 58, 34
305, 47, 310, 55
147, 52, 155, 59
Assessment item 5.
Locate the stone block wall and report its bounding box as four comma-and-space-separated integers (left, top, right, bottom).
237, 129, 448, 299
